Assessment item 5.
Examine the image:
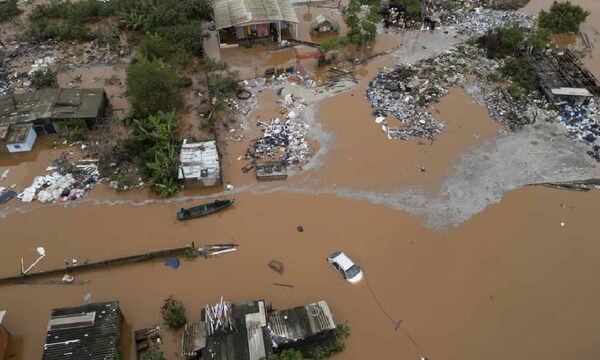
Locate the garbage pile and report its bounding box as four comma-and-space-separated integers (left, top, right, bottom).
252, 118, 311, 165
366, 47, 476, 140
454, 8, 535, 37
18, 157, 100, 203
557, 101, 600, 162
0, 48, 12, 96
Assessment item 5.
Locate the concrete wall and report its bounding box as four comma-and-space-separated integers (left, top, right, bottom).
185, 177, 222, 189
7, 126, 37, 153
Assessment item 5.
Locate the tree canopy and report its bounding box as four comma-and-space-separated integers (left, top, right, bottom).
538, 1, 589, 34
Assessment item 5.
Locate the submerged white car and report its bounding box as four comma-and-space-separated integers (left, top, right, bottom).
327, 251, 363, 283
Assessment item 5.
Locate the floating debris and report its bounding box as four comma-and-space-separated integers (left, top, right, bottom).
252, 117, 311, 165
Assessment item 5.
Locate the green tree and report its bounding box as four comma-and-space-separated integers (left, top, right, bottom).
126, 57, 183, 116
538, 1, 589, 34
499, 25, 524, 55
525, 28, 551, 48
262, 349, 305, 360
393, 0, 421, 21
161, 297, 187, 329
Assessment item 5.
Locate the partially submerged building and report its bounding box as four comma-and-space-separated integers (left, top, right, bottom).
0, 311, 9, 360
0, 88, 107, 153
178, 140, 222, 188
42, 301, 123, 360
213, 0, 299, 46
309, 14, 340, 35
182, 299, 338, 360
526, 49, 600, 105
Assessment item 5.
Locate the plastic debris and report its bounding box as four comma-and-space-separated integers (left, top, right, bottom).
0, 169, 8, 181
165, 257, 180, 269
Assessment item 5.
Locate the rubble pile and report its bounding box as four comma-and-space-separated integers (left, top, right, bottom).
18, 155, 100, 203
0, 48, 12, 96
253, 118, 311, 165
557, 102, 600, 162
454, 8, 535, 37
366, 47, 481, 140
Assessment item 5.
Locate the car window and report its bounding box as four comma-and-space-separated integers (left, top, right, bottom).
346, 265, 360, 279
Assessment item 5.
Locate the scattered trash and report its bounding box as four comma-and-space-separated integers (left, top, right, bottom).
297, 225, 304, 233
268, 260, 284, 274
21, 247, 46, 275
226, 183, 234, 190
165, 257, 180, 269
251, 117, 311, 165
561, 222, 565, 227
84, 293, 92, 303
0, 169, 8, 180
62, 274, 75, 283
0, 190, 16, 205
273, 282, 294, 288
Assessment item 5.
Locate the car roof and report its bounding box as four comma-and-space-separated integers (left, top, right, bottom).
331, 252, 355, 271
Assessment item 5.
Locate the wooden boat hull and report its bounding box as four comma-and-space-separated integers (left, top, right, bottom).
177, 199, 235, 220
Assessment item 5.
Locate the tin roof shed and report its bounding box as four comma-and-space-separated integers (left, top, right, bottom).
42, 301, 123, 360
178, 140, 221, 181
213, 0, 298, 29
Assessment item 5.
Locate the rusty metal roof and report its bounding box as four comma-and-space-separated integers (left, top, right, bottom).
0, 88, 106, 131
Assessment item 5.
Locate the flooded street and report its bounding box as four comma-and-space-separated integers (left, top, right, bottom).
2, 188, 600, 359
2, 0, 600, 359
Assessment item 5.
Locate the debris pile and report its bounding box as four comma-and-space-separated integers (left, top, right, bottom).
557, 102, 600, 162
454, 8, 535, 37
18, 155, 100, 203
252, 117, 311, 165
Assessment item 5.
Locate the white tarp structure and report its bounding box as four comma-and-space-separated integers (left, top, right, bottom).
213, 0, 298, 30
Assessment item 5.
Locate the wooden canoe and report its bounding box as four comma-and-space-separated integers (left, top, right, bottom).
177, 199, 235, 220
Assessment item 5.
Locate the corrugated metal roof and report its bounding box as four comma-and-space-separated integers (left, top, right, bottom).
42, 301, 122, 360
268, 300, 336, 342
550, 87, 593, 97
178, 140, 221, 180
0, 88, 106, 130
214, 0, 299, 29
203, 300, 272, 360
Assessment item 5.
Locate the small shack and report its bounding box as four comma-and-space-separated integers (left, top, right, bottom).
0, 88, 107, 153
42, 301, 123, 360
0, 311, 9, 360
309, 15, 340, 35
526, 49, 600, 105
256, 160, 287, 180
4, 124, 37, 153
178, 140, 222, 188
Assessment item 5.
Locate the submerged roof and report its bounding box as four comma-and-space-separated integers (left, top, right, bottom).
42, 301, 122, 360
203, 300, 272, 360
178, 140, 221, 181
0, 88, 105, 138
213, 0, 299, 29
269, 300, 336, 344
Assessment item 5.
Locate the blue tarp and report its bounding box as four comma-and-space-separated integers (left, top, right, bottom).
165, 257, 180, 269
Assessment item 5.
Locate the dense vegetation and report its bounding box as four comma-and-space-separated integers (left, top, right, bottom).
126, 57, 183, 116
344, 0, 381, 46
391, 0, 421, 21
538, 1, 589, 34
161, 297, 187, 329
0, 0, 21, 23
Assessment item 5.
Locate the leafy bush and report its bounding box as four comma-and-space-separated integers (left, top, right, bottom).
501, 58, 538, 92
142, 345, 165, 360
478, 26, 524, 58
525, 28, 551, 48
392, 0, 421, 21
344, 0, 380, 46
126, 57, 183, 116
538, 1, 589, 34
129, 112, 180, 196
0, 0, 21, 22
155, 22, 205, 56
264, 349, 305, 360
30, 69, 57, 89
28, 0, 114, 41
161, 297, 186, 329
64, 126, 88, 143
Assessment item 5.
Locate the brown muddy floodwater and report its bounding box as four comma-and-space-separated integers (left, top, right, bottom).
1, 188, 600, 360
3, 2, 600, 359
